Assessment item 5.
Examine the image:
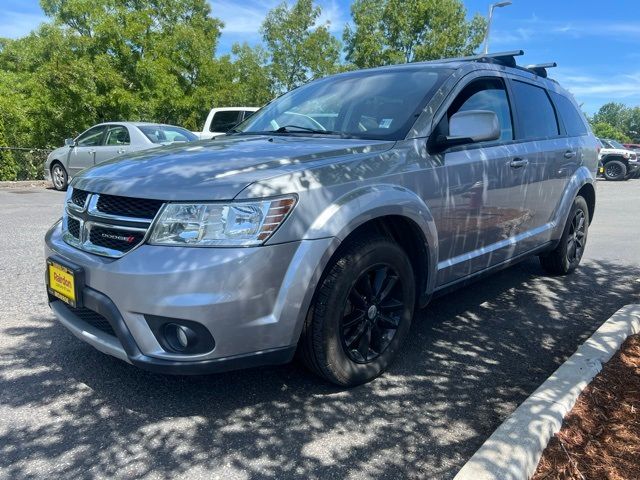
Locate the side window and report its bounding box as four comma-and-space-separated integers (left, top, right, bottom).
446, 77, 513, 142
76, 126, 105, 147
104, 126, 130, 146
511, 81, 559, 139
209, 111, 241, 132
550, 92, 588, 136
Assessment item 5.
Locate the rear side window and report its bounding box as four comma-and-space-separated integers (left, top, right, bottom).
104, 125, 130, 145
210, 111, 241, 132
550, 92, 588, 136
446, 77, 513, 141
511, 81, 559, 139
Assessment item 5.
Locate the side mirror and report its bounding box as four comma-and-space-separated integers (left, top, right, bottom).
65, 138, 76, 147
436, 110, 500, 150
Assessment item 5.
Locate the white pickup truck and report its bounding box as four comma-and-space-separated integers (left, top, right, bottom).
193, 107, 259, 140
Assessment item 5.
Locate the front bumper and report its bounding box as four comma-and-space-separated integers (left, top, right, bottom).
45, 221, 335, 374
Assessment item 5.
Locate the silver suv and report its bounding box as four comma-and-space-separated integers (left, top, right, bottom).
45, 51, 598, 386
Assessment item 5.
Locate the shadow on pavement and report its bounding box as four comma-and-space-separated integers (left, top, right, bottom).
1, 258, 638, 479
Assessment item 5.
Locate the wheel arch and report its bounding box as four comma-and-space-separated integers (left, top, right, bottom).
304, 184, 439, 304
577, 182, 596, 224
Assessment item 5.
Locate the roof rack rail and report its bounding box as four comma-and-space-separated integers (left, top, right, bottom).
434, 50, 524, 67
524, 62, 557, 78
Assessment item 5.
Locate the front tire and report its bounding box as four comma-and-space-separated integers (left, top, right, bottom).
603, 160, 627, 181
300, 233, 415, 386
539, 195, 589, 275
51, 163, 68, 191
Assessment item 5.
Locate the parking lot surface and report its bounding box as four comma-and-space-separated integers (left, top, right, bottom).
1, 180, 638, 479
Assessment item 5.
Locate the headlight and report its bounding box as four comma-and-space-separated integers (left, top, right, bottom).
148, 196, 296, 247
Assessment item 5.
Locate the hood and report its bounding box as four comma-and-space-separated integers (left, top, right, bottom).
72, 135, 393, 200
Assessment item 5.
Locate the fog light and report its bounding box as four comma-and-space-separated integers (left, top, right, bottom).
176, 326, 189, 349
163, 323, 196, 352
146, 315, 215, 355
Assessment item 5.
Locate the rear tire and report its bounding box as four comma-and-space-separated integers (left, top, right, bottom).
539, 195, 589, 275
603, 160, 627, 181
51, 162, 68, 191
300, 233, 415, 386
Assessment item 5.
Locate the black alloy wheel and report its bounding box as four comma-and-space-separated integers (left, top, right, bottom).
299, 232, 415, 386
341, 265, 405, 363
566, 208, 586, 265
603, 160, 626, 181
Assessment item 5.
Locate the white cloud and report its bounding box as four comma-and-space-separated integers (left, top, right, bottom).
0, 11, 48, 39
210, 0, 346, 36
553, 70, 640, 112
210, 0, 277, 34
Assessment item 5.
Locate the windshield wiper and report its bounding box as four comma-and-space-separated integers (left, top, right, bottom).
272, 125, 336, 135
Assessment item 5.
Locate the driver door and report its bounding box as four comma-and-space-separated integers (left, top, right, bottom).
68, 125, 106, 176
431, 76, 531, 286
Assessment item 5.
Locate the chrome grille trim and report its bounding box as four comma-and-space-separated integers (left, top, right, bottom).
62, 190, 163, 258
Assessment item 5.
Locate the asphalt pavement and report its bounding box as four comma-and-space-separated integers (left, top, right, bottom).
0, 180, 638, 479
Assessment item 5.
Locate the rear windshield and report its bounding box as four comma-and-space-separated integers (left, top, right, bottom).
138, 125, 198, 144
236, 67, 451, 140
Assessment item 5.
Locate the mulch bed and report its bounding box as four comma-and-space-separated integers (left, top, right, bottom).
532, 334, 640, 480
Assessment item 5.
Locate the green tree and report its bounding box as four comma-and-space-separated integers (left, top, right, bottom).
344, 0, 486, 68
592, 102, 629, 132
261, 0, 341, 93
591, 122, 631, 143
227, 43, 274, 106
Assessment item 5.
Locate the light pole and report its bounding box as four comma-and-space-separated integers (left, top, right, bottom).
483, 1, 512, 54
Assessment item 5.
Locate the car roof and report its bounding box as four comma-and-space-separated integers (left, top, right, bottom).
322, 57, 568, 99
94, 121, 188, 129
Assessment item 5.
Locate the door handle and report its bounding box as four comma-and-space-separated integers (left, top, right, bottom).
564, 150, 577, 159
88, 150, 96, 154
117, 149, 127, 154
509, 158, 529, 168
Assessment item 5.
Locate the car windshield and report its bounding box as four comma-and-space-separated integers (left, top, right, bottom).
235, 67, 450, 140
138, 125, 198, 144
608, 140, 625, 149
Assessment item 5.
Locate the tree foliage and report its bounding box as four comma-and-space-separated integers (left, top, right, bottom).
262, 0, 341, 93
590, 102, 640, 142
0, 0, 505, 181
344, 0, 486, 68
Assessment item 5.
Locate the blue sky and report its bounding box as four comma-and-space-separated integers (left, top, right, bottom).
1, 0, 639, 113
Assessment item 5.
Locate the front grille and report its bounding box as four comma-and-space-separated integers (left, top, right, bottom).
89, 226, 145, 253
71, 189, 89, 208
62, 191, 163, 258
68, 217, 81, 239
96, 194, 163, 220
66, 304, 116, 337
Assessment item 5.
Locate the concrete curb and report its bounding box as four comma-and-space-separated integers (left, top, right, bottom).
454, 304, 640, 480
0, 180, 49, 188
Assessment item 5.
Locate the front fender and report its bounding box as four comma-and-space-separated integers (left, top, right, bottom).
303, 184, 439, 294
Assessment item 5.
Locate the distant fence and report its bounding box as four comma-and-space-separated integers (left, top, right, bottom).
0, 147, 51, 181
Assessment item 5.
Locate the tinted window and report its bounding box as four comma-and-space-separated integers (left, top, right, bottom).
210, 111, 241, 132
76, 126, 105, 147
238, 68, 449, 140
511, 81, 559, 139
550, 92, 587, 136
104, 126, 130, 145
445, 77, 513, 141
138, 125, 198, 144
